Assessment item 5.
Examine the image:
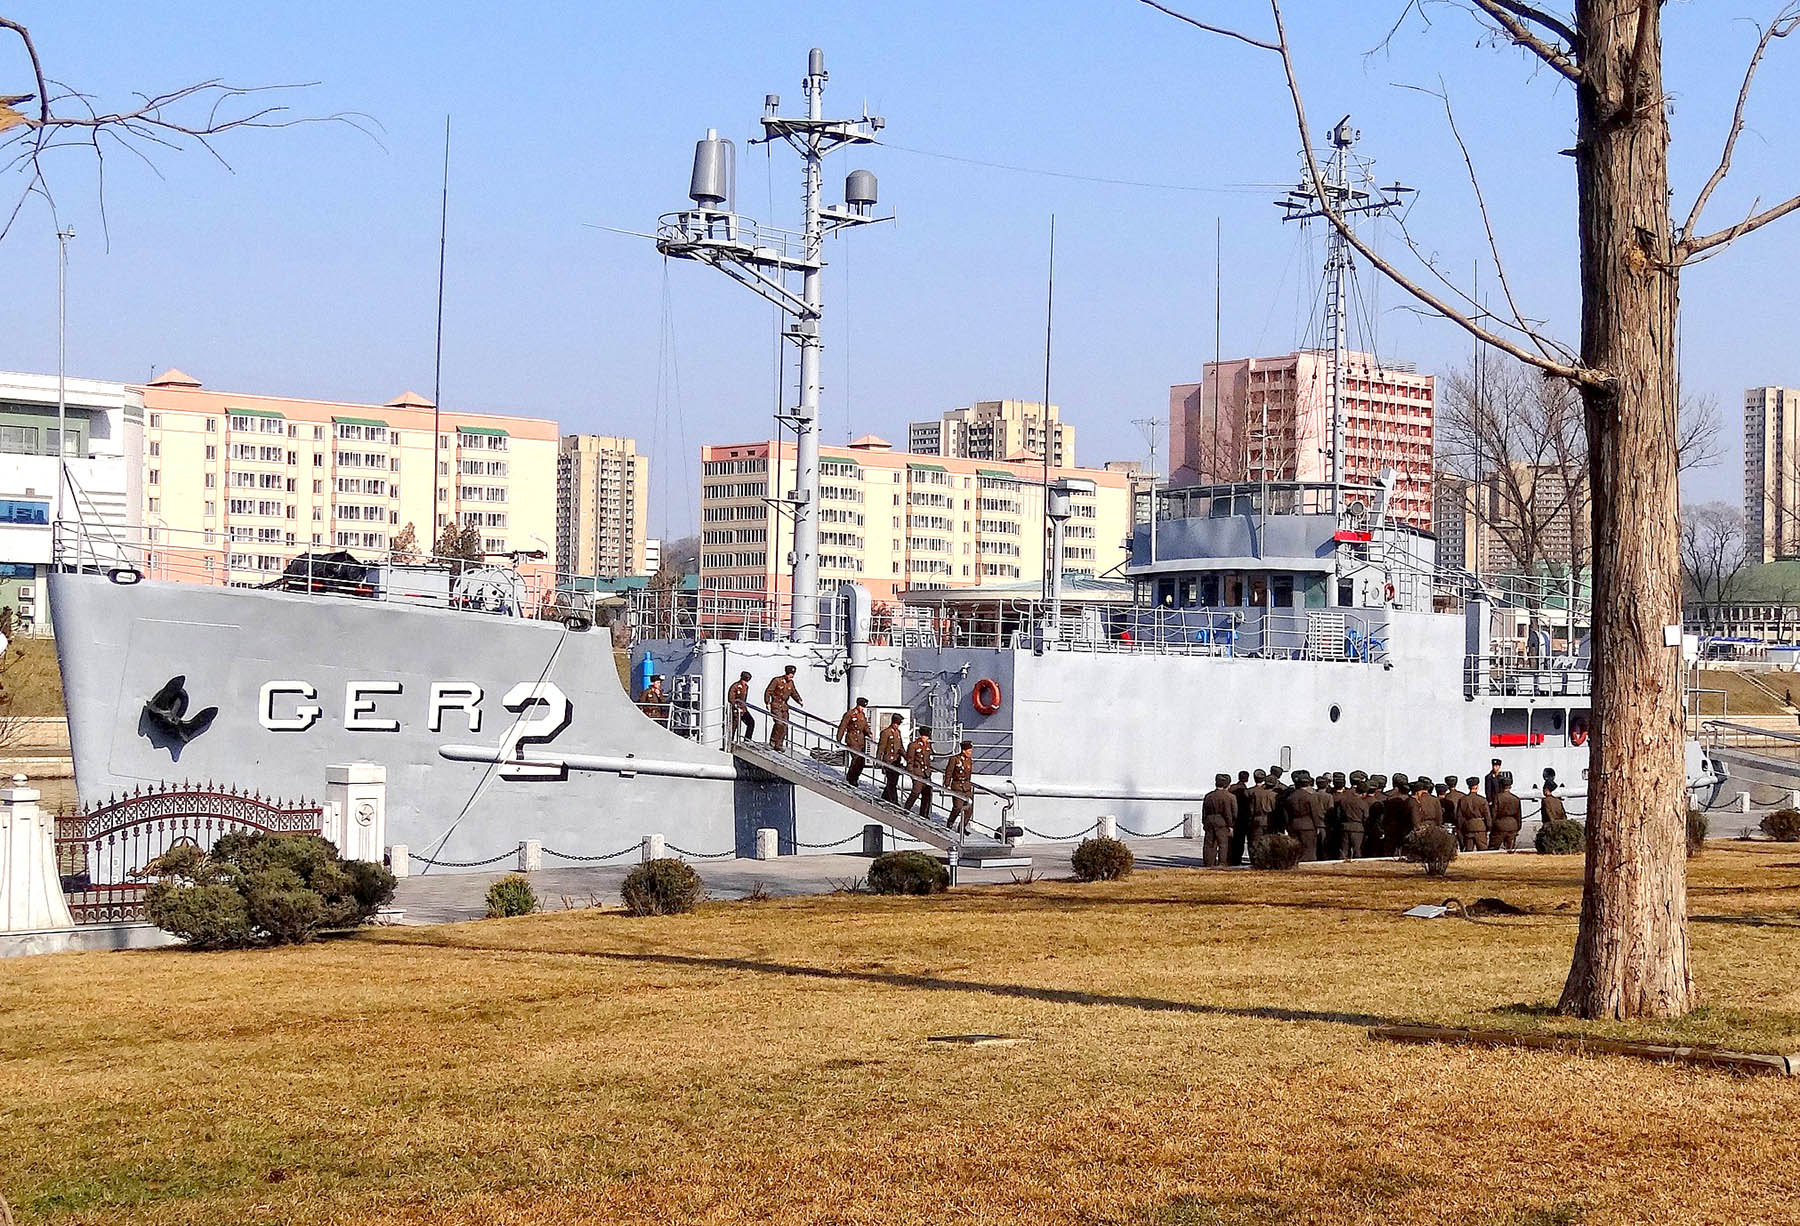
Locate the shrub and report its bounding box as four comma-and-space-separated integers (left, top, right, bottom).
867, 850, 949, 896
141, 832, 396, 949
1249, 833, 1303, 871
1760, 808, 1800, 842
1686, 809, 1708, 858
1402, 825, 1458, 876
144, 881, 252, 949
621, 858, 704, 915
485, 874, 538, 918
1070, 836, 1135, 882
1535, 818, 1585, 856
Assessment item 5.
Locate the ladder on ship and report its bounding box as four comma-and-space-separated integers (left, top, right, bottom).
729, 703, 1025, 865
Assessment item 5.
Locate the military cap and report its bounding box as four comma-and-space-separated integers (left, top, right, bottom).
1467, 776, 1481, 789
1349, 769, 1368, 784
1332, 771, 1347, 789
1268, 765, 1285, 779
1291, 769, 1313, 786
1253, 768, 1267, 782
1368, 774, 1387, 790
1391, 772, 1409, 788
1445, 774, 1459, 788
1215, 772, 1231, 787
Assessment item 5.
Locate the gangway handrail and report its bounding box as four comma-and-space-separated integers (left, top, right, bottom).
729, 699, 1017, 833
1702, 718, 1800, 747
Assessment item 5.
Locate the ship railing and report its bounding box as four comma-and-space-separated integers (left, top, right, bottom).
1463, 652, 1592, 697
629, 587, 927, 647
48, 517, 620, 626
730, 700, 1016, 836
1699, 718, 1800, 763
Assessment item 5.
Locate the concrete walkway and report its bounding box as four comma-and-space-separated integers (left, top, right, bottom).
393, 836, 1217, 925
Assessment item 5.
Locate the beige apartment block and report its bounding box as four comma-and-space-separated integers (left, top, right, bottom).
699, 434, 1131, 605
138, 369, 557, 585
1746, 386, 1800, 562
557, 434, 649, 578
1169, 350, 1436, 531
908, 399, 1075, 468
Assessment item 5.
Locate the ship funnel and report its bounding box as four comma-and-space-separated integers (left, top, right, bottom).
688, 128, 736, 210
845, 168, 877, 215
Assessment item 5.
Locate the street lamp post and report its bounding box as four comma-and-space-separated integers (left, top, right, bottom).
55, 226, 74, 520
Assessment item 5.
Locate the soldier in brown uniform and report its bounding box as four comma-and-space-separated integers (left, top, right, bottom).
902, 726, 936, 817
727, 671, 754, 742
763, 665, 803, 751
1490, 771, 1523, 851
1267, 767, 1290, 834
945, 740, 976, 833
1202, 773, 1236, 867
638, 675, 669, 724
1247, 769, 1277, 847
876, 713, 906, 803
1407, 778, 1441, 834
1484, 759, 1505, 804
1540, 779, 1567, 824
1282, 771, 1324, 861
1456, 775, 1490, 850
1379, 772, 1411, 855
835, 697, 872, 786
1336, 779, 1372, 860
1441, 776, 1465, 827
1228, 770, 1253, 866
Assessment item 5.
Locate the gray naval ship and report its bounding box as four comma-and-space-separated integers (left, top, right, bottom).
47, 49, 1704, 870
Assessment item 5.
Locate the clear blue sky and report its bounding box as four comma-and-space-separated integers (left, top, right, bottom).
4, 2, 1796, 538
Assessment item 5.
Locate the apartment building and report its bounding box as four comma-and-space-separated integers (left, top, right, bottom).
1746, 386, 1800, 562
0, 371, 144, 630
138, 369, 557, 585
908, 399, 1075, 468
1433, 464, 1587, 575
698, 434, 1132, 604
556, 434, 649, 578
1168, 350, 1437, 531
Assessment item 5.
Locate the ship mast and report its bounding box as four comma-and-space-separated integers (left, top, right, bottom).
1277, 118, 1411, 513
656, 48, 889, 642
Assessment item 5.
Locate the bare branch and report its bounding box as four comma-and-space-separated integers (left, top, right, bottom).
1677, 4, 1800, 255
1399, 78, 1579, 367
1262, 0, 1596, 384
1468, 0, 1582, 82
1133, 0, 1281, 52
0, 16, 380, 244
1681, 191, 1800, 263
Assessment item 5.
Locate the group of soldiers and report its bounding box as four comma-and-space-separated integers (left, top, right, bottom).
725, 668, 979, 834
1196, 760, 1564, 867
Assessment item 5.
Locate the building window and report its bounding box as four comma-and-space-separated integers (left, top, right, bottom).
149, 413, 161, 428
204, 473, 216, 489
0, 499, 50, 525
148, 469, 160, 485
205, 445, 217, 461
149, 441, 160, 457
148, 497, 161, 513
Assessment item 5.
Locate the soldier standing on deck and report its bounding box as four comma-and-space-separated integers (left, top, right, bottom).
1490, 772, 1523, 851
835, 697, 872, 787
764, 665, 803, 751
877, 713, 906, 803
727, 671, 755, 743
1228, 770, 1252, 866
1457, 775, 1491, 850
902, 726, 936, 818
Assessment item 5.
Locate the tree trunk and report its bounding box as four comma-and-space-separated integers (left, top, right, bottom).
1559, 0, 1694, 1019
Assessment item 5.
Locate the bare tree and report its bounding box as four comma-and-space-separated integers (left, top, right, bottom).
2, 14, 370, 241
1681, 503, 1750, 605
1143, 0, 1800, 1020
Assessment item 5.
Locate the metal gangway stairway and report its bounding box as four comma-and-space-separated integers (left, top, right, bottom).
728, 703, 1026, 866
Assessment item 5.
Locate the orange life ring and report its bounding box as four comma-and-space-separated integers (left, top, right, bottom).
1570, 716, 1589, 747
971, 677, 1003, 715
1383, 582, 1396, 603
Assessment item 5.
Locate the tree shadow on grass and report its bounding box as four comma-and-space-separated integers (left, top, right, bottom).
366, 937, 1406, 1029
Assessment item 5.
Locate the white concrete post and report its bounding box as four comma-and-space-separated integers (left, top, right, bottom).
2, 774, 74, 933
641, 833, 666, 862
1789, 789, 1799, 810
388, 844, 409, 878
755, 827, 779, 860
1739, 790, 1753, 814
1096, 814, 1117, 840
517, 839, 543, 873
325, 763, 386, 863
1182, 811, 1202, 840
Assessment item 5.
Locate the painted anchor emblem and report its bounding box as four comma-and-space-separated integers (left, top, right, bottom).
143, 675, 218, 744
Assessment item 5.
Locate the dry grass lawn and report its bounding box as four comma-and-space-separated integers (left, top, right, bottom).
6, 844, 1800, 1225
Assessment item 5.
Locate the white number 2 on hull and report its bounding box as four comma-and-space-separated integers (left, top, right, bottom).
496, 682, 572, 780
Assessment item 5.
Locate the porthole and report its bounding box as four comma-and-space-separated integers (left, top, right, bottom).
1329, 704, 1342, 723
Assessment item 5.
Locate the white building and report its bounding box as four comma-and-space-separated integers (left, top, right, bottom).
0, 372, 145, 632
643, 536, 662, 576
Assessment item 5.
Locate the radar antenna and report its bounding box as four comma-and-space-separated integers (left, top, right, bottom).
655, 48, 891, 642
1276, 117, 1413, 513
